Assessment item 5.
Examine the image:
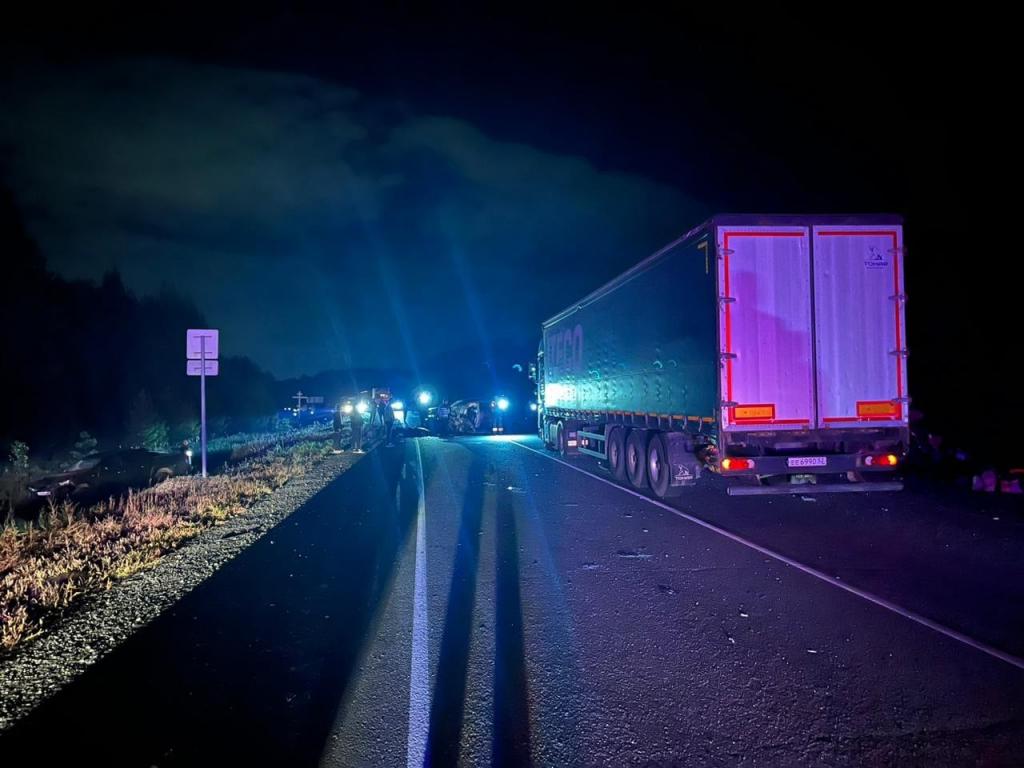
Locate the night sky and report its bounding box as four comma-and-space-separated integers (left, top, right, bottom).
0, 9, 1009, 409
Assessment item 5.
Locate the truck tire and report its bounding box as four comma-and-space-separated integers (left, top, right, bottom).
647, 432, 683, 499
543, 419, 557, 451
607, 426, 628, 484
625, 429, 649, 490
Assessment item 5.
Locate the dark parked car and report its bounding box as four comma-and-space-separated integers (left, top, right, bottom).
25, 449, 192, 508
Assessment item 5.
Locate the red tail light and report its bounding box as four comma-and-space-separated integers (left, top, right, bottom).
721, 457, 755, 472
864, 453, 899, 468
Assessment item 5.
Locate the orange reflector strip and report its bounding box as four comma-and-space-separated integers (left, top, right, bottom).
734, 404, 776, 421
857, 401, 898, 418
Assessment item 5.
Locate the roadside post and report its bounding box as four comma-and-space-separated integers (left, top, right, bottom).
187, 329, 219, 478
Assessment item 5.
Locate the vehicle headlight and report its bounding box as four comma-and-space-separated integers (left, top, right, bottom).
496, 397, 510, 411
356, 401, 369, 415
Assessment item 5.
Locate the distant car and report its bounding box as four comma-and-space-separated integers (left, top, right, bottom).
445, 396, 530, 435
25, 449, 191, 507
404, 408, 422, 430
424, 405, 450, 434
448, 399, 490, 434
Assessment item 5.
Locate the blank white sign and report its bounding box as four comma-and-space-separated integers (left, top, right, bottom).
186, 359, 219, 376
186, 329, 219, 360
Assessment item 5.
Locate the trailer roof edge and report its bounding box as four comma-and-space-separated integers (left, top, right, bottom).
713, 213, 903, 226
541, 218, 713, 328
540, 213, 903, 328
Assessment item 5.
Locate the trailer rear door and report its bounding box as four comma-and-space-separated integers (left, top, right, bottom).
717, 226, 814, 431
812, 225, 907, 428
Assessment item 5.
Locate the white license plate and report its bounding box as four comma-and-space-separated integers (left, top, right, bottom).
787, 456, 828, 468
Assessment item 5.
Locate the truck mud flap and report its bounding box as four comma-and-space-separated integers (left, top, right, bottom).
727, 481, 903, 496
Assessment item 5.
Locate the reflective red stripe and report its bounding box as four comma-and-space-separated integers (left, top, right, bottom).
818, 230, 904, 422
722, 230, 807, 426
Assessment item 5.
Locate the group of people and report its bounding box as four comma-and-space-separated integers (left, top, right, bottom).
329, 392, 512, 449
332, 392, 399, 453
908, 416, 1023, 495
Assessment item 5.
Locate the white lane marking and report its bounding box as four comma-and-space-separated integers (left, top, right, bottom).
511, 440, 1024, 672
406, 440, 429, 768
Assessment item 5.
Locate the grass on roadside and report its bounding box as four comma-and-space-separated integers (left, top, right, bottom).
0, 437, 337, 654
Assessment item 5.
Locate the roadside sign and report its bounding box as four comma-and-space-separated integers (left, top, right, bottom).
308, 396, 324, 404
186, 359, 220, 377
185, 328, 219, 479
186, 329, 219, 360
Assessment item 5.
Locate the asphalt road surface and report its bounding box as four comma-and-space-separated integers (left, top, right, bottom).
3, 435, 1023, 766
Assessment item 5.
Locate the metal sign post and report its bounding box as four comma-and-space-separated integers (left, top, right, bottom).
200, 337, 207, 478
187, 329, 219, 478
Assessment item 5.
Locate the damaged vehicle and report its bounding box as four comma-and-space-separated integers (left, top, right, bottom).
24, 448, 192, 509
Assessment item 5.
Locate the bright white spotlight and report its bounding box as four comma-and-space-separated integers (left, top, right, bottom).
496, 397, 510, 411
356, 401, 369, 415
342, 403, 354, 414
418, 391, 432, 406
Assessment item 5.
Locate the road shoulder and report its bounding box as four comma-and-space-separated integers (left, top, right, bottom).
0, 450, 363, 731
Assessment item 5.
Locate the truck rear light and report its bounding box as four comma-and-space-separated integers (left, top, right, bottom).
864, 453, 899, 467
721, 458, 755, 472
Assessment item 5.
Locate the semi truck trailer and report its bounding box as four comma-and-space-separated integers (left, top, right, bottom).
536, 214, 909, 496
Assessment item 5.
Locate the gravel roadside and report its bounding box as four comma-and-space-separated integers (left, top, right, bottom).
0, 449, 366, 730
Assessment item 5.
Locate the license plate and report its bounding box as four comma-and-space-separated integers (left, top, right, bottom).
787, 456, 827, 468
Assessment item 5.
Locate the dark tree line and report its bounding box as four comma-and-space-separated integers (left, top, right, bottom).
2, 190, 278, 459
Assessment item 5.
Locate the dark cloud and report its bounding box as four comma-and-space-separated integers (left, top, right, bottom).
1, 58, 703, 377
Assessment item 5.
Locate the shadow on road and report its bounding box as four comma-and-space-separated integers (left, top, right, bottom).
425, 452, 487, 765
492, 483, 533, 767
1, 444, 418, 767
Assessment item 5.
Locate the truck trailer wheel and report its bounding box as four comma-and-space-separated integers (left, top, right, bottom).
607, 426, 628, 484
647, 433, 683, 499
625, 429, 649, 490
543, 419, 557, 451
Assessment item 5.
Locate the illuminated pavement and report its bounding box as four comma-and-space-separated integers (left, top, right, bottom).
3, 436, 1024, 766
